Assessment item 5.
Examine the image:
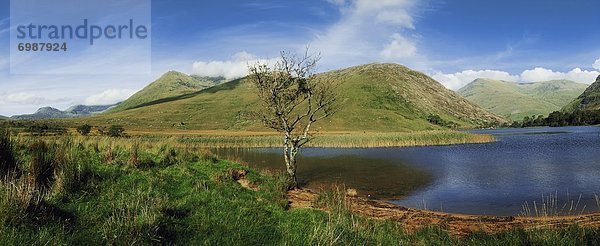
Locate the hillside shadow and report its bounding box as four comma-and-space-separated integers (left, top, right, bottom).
125, 78, 246, 111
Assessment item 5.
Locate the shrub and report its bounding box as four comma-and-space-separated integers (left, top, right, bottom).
27, 123, 67, 136
51, 140, 94, 198
27, 141, 55, 190
76, 124, 92, 136
426, 114, 457, 128
100, 125, 126, 137
0, 128, 18, 177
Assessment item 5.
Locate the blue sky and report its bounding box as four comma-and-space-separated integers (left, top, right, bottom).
1, 0, 599, 116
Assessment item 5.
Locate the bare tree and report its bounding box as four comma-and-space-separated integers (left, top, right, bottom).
248, 50, 338, 188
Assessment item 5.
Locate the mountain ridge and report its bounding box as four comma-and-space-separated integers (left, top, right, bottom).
73, 63, 506, 132
458, 78, 587, 120
11, 104, 118, 120
106, 71, 227, 113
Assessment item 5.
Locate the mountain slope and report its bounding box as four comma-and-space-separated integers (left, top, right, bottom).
107, 71, 224, 113
458, 79, 587, 120
563, 75, 600, 112
11, 104, 116, 120
0, 115, 7, 120
77, 63, 505, 132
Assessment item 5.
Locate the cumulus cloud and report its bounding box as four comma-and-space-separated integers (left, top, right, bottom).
84, 89, 136, 105
0, 92, 68, 105
432, 70, 520, 90
313, 0, 419, 68
192, 51, 277, 79
380, 33, 417, 60
593, 58, 600, 70
520, 67, 599, 83
433, 66, 600, 91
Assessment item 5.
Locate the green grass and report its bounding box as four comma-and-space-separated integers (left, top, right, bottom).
67, 63, 505, 132
106, 71, 219, 113
458, 78, 588, 120
1, 133, 599, 245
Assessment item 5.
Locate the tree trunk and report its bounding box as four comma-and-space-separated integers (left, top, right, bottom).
283, 135, 298, 189
286, 154, 298, 189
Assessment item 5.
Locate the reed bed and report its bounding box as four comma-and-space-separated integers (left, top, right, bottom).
24, 130, 493, 149
175, 130, 495, 148
520, 192, 598, 217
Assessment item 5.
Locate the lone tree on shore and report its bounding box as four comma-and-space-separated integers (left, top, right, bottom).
248, 50, 338, 189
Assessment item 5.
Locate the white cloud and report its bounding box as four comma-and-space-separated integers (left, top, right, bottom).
192, 51, 277, 79
0, 92, 69, 105
84, 89, 136, 105
351, 0, 416, 28
593, 58, 600, 70
433, 66, 600, 91
231, 51, 257, 62
431, 70, 519, 90
520, 67, 599, 83
3, 92, 47, 105
380, 33, 417, 60
313, 0, 420, 69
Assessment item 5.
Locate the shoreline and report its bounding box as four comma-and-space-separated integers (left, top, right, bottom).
288, 188, 600, 236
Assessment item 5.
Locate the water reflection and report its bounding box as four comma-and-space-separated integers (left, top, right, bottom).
215, 126, 600, 216
213, 148, 433, 198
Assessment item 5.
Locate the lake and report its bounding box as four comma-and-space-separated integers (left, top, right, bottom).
215, 126, 600, 216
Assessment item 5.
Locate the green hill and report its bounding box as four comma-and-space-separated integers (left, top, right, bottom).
458, 78, 587, 121
77, 63, 505, 132
563, 75, 600, 112
0, 115, 7, 120
107, 71, 224, 113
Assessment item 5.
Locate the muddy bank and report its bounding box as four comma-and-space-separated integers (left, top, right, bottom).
287, 189, 600, 237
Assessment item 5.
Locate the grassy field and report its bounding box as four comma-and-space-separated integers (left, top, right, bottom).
1, 130, 600, 245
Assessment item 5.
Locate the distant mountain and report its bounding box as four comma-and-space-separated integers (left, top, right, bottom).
458, 79, 588, 121
65, 104, 117, 115
107, 71, 227, 113
0, 115, 7, 120
563, 75, 600, 112
11, 104, 117, 120
78, 63, 506, 131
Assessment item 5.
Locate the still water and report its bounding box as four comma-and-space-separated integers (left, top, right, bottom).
216, 126, 600, 216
